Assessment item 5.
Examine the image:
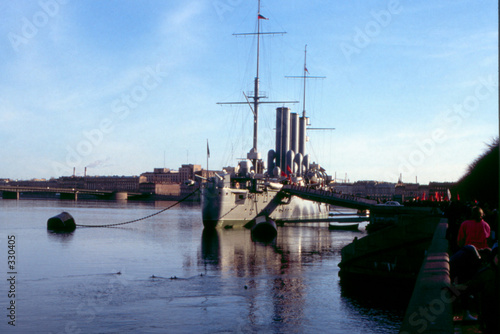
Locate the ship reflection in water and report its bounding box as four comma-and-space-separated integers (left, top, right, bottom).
200, 223, 406, 333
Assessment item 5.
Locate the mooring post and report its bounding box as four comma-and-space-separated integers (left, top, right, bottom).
113, 192, 128, 200
60, 191, 78, 201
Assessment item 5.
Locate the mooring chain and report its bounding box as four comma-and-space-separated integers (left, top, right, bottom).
75, 188, 201, 228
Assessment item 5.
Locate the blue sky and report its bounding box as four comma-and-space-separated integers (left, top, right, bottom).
0, 0, 497, 183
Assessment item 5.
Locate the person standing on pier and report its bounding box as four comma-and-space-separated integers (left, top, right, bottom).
457, 243, 499, 333
457, 206, 491, 250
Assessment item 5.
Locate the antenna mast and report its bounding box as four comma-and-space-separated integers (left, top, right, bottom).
286, 45, 326, 119
217, 0, 297, 170
286, 45, 334, 157
253, 0, 262, 152
302, 45, 308, 117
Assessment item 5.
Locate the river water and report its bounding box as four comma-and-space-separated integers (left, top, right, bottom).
0, 199, 406, 333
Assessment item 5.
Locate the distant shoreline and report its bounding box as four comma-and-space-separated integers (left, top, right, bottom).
0, 192, 201, 202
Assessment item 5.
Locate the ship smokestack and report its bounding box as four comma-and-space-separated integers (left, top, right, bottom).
267, 150, 276, 175
276, 107, 291, 171
290, 113, 299, 154
299, 116, 308, 156
294, 153, 303, 176
276, 109, 283, 170
84, 167, 87, 177
286, 150, 295, 174
303, 154, 310, 173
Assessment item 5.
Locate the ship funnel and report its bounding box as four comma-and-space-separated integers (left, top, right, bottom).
303, 154, 310, 173
286, 150, 295, 174
290, 113, 299, 154
294, 153, 303, 176
267, 150, 276, 174
275, 107, 290, 171
299, 115, 308, 156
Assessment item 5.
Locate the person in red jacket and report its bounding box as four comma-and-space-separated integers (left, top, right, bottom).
457, 206, 491, 250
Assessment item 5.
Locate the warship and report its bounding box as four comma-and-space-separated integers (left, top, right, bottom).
201, 1, 331, 229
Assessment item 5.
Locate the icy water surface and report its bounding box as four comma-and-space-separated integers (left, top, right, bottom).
0, 199, 405, 333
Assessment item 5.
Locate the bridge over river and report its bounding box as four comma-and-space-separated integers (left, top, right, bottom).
0, 185, 141, 200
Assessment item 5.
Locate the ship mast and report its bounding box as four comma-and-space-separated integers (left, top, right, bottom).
286, 45, 333, 154
253, 0, 262, 153
302, 44, 308, 118
286, 45, 326, 119
218, 0, 297, 171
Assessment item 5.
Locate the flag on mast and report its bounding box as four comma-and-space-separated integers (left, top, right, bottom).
206, 139, 210, 174
258, 14, 268, 20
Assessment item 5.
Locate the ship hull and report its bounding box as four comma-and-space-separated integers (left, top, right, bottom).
202, 185, 329, 228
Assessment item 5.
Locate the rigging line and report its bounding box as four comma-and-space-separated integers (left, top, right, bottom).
308, 140, 319, 165
75, 188, 201, 228
218, 201, 241, 220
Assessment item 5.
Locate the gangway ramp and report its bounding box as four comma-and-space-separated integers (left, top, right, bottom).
281, 185, 377, 210
256, 185, 378, 220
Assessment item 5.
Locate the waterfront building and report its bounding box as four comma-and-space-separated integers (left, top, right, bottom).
84, 176, 140, 192
395, 182, 420, 202
57, 176, 86, 189
428, 182, 454, 201
55, 176, 140, 192
139, 182, 181, 197
139, 164, 203, 197
141, 168, 180, 184
11, 178, 59, 188
180, 164, 202, 183
141, 165, 201, 185
352, 181, 395, 201
419, 184, 430, 200
332, 182, 354, 195
332, 180, 454, 203
333, 181, 395, 202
